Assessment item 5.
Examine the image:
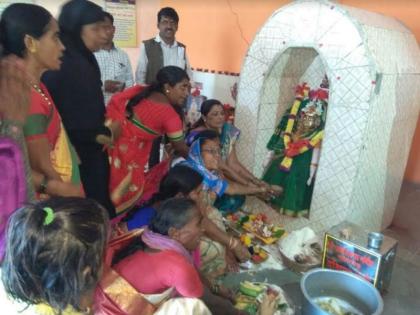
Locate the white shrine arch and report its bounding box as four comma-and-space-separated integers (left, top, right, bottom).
235, 0, 420, 232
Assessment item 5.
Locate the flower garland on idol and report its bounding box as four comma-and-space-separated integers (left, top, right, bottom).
279, 83, 327, 171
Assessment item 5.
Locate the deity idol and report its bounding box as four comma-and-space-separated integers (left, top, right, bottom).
262, 77, 329, 217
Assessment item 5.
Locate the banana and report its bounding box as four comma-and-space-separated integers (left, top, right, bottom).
239, 281, 266, 297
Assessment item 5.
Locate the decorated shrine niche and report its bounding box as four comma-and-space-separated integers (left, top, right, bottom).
235, 0, 420, 233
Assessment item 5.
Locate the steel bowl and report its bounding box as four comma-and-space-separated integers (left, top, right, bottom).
300, 268, 383, 315
367, 232, 384, 250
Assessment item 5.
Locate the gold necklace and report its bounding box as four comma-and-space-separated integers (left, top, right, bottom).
32, 83, 52, 107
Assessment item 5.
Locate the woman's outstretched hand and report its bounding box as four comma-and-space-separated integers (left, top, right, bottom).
256, 184, 283, 201
258, 292, 279, 315
230, 237, 251, 263
268, 185, 283, 197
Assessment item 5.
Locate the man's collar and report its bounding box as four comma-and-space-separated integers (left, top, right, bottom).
155, 34, 178, 48
102, 42, 116, 51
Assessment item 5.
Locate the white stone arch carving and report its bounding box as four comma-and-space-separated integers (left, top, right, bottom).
235, 0, 420, 232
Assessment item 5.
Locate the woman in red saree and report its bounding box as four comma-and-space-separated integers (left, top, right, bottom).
94, 228, 211, 315
94, 229, 173, 315
95, 197, 242, 315
106, 66, 190, 215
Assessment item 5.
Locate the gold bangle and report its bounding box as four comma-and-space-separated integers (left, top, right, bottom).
229, 237, 239, 250
228, 236, 234, 249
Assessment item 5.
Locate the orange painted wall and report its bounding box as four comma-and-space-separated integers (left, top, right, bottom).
161, 0, 420, 183
161, 0, 290, 73
162, 0, 420, 71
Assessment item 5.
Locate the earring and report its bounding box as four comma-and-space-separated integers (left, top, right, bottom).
165, 89, 170, 94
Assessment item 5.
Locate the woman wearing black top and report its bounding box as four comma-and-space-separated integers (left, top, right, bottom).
43, 0, 115, 217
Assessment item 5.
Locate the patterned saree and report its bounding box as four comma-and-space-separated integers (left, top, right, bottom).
106, 86, 183, 215
95, 229, 172, 315
24, 84, 82, 197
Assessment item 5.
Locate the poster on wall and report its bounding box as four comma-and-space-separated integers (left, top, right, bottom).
0, 0, 34, 16
105, 0, 137, 48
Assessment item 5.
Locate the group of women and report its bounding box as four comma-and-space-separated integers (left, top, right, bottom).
0, 1, 285, 314
0, 0, 111, 213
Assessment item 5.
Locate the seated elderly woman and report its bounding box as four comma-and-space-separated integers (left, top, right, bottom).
107, 197, 247, 315
187, 100, 251, 191
183, 130, 280, 214
186, 101, 281, 212
122, 165, 251, 281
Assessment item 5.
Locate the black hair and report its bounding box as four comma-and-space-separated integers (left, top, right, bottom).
112, 197, 197, 265
59, 0, 104, 37
147, 165, 203, 207
124, 165, 202, 223
57, 0, 104, 69
150, 197, 197, 235
201, 99, 224, 116
1, 197, 109, 313
157, 7, 179, 24
125, 65, 189, 119
0, 3, 53, 57
192, 129, 221, 148
103, 11, 114, 24
191, 99, 224, 129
